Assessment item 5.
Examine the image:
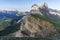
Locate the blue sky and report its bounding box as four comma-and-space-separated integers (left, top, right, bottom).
0, 0, 60, 11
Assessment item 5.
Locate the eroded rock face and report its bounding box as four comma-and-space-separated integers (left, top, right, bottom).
19, 14, 58, 38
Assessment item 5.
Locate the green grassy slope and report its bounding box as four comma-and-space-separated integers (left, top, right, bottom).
0, 18, 11, 31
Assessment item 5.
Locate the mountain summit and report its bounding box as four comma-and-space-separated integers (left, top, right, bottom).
31, 2, 48, 11
31, 4, 39, 10
30, 2, 49, 15
40, 2, 48, 9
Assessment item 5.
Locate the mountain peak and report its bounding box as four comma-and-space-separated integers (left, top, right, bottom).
31, 4, 38, 7
31, 2, 48, 11
40, 2, 48, 9
31, 4, 39, 11
30, 2, 49, 15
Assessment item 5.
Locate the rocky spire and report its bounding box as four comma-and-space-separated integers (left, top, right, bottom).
40, 2, 48, 9
30, 2, 49, 14
31, 4, 39, 11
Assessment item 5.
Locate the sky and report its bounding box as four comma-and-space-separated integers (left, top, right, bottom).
0, 0, 60, 11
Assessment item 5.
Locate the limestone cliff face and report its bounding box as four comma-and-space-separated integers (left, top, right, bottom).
19, 14, 58, 38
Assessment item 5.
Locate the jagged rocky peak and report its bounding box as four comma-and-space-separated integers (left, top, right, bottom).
31, 4, 39, 11
30, 2, 49, 13
40, 2, 48, 9
31, 2, 48, 11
